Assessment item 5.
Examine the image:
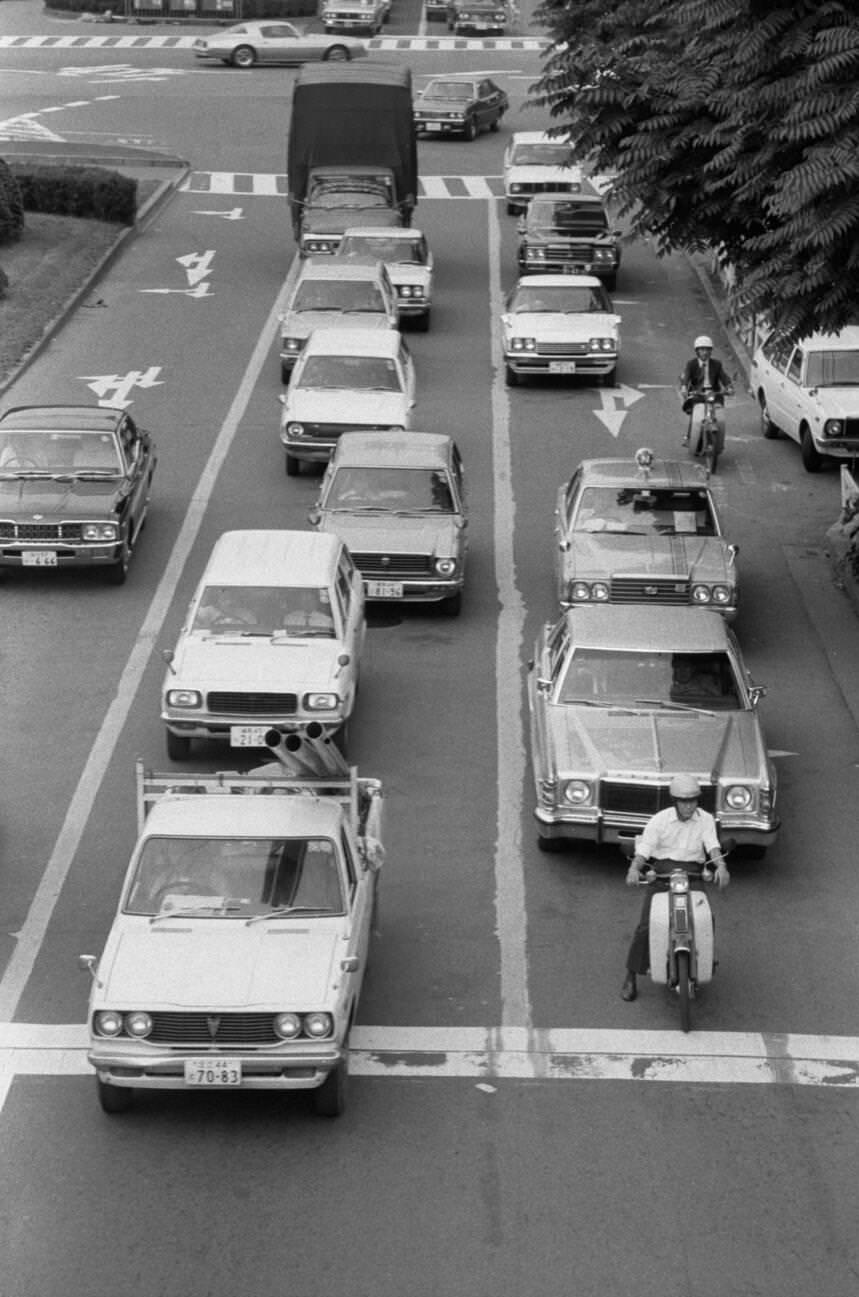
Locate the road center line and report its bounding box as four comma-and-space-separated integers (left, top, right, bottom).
0, 273, 298, 1024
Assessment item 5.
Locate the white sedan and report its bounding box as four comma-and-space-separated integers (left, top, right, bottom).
500, 274, 621, 386
192, 22, 367, 68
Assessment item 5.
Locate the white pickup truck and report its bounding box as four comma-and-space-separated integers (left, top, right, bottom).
80, 728, 383, 1117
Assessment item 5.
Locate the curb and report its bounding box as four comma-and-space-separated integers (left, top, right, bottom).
0, 159, 190, 397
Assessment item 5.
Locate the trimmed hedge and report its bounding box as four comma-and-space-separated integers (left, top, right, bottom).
0, 158, 25, 244
7, 163, 137, 226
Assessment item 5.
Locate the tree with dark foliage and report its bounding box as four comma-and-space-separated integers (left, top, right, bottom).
531, 0, 859, 340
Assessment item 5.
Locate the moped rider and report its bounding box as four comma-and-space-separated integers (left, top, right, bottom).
621, 773, 730, 1001
679, 335, 734, 450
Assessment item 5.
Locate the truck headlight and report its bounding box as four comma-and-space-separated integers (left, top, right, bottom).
94, 1011, 123, 1037
125, 1011, 152, 1038
561, 779, 592, 805
724, 785, 754, 811
304, 692, 340, 711
165, 689, 202, 708
82, 522, 119, 542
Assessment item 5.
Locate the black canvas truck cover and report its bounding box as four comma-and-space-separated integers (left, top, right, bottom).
287, 63, 418, 211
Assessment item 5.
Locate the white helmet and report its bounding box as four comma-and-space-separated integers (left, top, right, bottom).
694, 335, 713, 350
669, 773, 701, 799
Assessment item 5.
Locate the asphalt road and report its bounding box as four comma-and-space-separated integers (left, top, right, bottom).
1, 12, 858, 1297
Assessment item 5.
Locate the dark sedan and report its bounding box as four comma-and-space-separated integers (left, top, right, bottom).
0, 405, 157, 584
413, 77, 508, 142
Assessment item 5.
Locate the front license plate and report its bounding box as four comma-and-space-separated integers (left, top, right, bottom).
563, 265, 586, 274
22, 551, 57, 567
367, 579, 404, 598
230, 725, 270, 748
425, 122, 442, 131
548, 361, 577, 374
184, 1059, 242, 1087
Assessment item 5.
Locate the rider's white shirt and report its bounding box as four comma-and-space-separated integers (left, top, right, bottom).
637, 806, 720, 862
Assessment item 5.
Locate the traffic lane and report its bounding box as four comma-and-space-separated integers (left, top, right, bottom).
2, 1076, 857, 1297
12, 196, 507, 1029
498, 230, 859, 1034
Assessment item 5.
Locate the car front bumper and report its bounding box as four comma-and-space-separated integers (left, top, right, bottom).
414, 117, 469, 136
162, 713, 346, 742
518, 253, 619, 278
0, 539, 125, 570
88, 1040, 344, 1092
534, 806, 780, 849
505, 350, 616, 377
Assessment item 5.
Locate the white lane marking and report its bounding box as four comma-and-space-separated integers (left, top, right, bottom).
488, 198, 531, 1030
179, 173, 508, 199
0, 277, 297, 1025
0, 35, 546, 51
2, 1025, 857, 1089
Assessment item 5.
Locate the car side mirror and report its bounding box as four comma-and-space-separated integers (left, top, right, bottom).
278, 394, 286, 406
536, 675, 552, 695
307, 508, 321, 526
749, 684, 767, 706
341, 956, 360, 972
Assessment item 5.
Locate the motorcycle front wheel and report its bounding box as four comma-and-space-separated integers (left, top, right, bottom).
676, 950, 692, 1032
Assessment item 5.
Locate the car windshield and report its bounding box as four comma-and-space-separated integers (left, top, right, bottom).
557, 649, 741, 709
425, 81, 474, 101
298, 355, 402, 392
191, 584, 336, 637
125, 835, 345, 917
340, 237, 426, 265
325, 465, 454, 512
510, 286, 610, 313
309, 183, 391, 208
292, 282, 386, 313
0, 430, 121, 474
573, 486, 717, 536
529, 201, 607, 233
805, 348, 859, 387
511, 143, 571, 166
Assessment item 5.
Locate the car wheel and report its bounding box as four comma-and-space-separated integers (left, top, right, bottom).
463, 117, 478, 142
759, 392, 779, 438
506, 202, 518, 216
286, 453, 301, 477
800, 426, 822, 472
505, 363, 519, 387
603, 272, 617, 292
741, 844, 768, 861
489, 117, 500, 132
231, 45, 256, 68
97, 1079, 133, 1114
413, 310, 430, 333
313, 1058, 347, 1117
106, 544, 130, 586
440, 590, 462, 617
601, 366, 617, 387
537, 834, 565, 853
281, 361, 293, 384
166, 729, 192, 762
323, 44, 350, 61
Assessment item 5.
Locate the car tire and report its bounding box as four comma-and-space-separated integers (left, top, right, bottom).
759, 393, 779, 438
166, 730, 192, 762
285, 453, 301, 477
506, 202, 518, 216
463, 118, 478, 142
489, 117, 500, 132
440, 590, 462, 617
504, 363, 519, 387
97, 1079, 133, 1114
231, 45, 256, 68
601, 366, 617, 387
313, 1059, 347, 1117
537, 834, 565, 853
800, 426, 822, 472
603, 272, 617, 292
106, 544, 130, 585
413, 310, 430, 332
323, 45, 350, 61
741, 844, 768, 861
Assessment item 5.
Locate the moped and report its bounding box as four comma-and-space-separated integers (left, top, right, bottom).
684, 383, 732, 477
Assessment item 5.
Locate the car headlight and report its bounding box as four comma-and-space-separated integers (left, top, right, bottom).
166, 689, 202, 708
724, 785, 754, 811
570, 580, 609, 602
435, 557, 456, 576
304, 692, 340, 711
449, 112, 465, 121
286, 422, 305, 436
823, 418, 844, 437
561, 779, 593, 805
589, 337, 617, 352
691, 584, 712, 604
274, 1013, 302, 1040
282, 337, 304, 354
94, 1010, 123, 1037
125, 1011, 152, 1039
82, 522, 119, 542
711, 585, 732, 604
303, 1012, 334, 1039
525, 247, 546, 260
511, 336, 537, 352
510, 182, 523, 193
593, 247, 616, 262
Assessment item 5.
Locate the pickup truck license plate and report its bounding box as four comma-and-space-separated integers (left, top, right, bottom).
184, 1059, 242, 1087
22, 551, 57, 566
230, 725, 270, 748
548, 361, 577, 374
367, 580, 403, 598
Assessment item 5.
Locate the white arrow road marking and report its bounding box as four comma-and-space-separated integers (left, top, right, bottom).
138, 283, 213, 298
79, 367, 164, 408
175, 250, 216, 286
192, 207, 244, 221
593, 382, 644, 437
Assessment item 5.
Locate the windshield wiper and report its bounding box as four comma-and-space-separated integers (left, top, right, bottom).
634, 698, 717, 716
246, 905, 329, 925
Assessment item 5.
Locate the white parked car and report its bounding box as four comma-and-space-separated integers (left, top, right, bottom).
750, 325, 859, 471
336, 228, 434, 331
161, 530, 366, 759
279, 258, 399, 381
500, 274, 621, 386
280, 327, 416, 475
503, 130, 583, 215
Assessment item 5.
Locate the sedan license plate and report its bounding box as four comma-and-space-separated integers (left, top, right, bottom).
367, 579, 404, 598
425, 122, 442, 132
230, 725, 269, 748
548, 361, 577, 374
184, 1059, 241, 1087
22, 551, 57, 567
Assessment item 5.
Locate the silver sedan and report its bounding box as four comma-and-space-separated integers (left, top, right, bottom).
192, 22, 367, 68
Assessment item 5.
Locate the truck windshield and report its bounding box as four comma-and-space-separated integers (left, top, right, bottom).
126, 836, 345, 917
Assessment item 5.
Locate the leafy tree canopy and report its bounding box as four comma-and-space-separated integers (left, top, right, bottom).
531, 0, 859, 339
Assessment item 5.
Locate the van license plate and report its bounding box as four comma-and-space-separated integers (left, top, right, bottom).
230, 725, 269, 747
22, 551, 57, 566
185, 1060, 241, 1086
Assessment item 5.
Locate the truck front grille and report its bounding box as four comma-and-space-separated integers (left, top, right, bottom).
206, 692, 298, 715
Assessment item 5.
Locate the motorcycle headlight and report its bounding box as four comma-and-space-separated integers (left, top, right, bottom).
165, 689, 202, 708
724, 785, 753, 811
94, 1011, 123, 1037
435, 558, 456, 576
304, 692, 340, 711
691, 584, 712, 604
561, 779, 592, 805
125, 1011, 152, 1039
274, 1013, 302, 1040
82, 522, 119, 542
303, 1012, 334, 1039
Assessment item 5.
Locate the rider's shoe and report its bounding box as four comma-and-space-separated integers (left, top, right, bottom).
621, 973, 637, 1001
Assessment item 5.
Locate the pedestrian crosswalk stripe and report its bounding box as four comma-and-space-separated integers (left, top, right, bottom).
180, 171, 509, 199
0, 33, 546, 51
